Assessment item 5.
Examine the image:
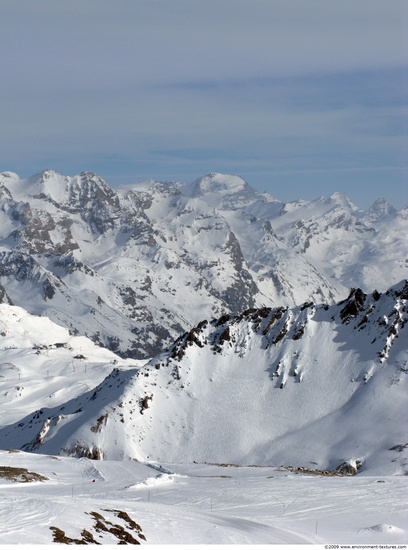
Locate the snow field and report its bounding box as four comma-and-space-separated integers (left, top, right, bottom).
0, 450, 406, 544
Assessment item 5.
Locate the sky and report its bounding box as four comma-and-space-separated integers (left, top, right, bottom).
0, 0, 407, 209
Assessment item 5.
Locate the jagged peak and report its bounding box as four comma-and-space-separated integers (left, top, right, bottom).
386, 278, 408, 300
5, 169, 119, 210
72, 171, 117, 198
78, 171, 110, 186
365, 197, 397, 219
33, 168, 59, 179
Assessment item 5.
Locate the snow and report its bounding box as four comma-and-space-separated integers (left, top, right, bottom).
0, 169, 407, 544
184, 172, 249, 196
0, 450, 406, 545
1, 169, 406, 361
0, 304, 144, 429
1, 283, 406, 475
5, 169, 69, 205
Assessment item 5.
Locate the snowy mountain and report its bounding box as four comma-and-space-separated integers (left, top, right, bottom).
0, 169, 406, 359
1, 281, 406, 475
0, 177, 406, 545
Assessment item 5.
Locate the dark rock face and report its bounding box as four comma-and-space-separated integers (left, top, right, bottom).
218, 231, 258, 314
0, 252, 65, 303
9, 201, 32, 224
340, 288, 367, 323
53, 255, 95, 276
334, 461, 361, 476
0, 252, 46, 283
394, 280, 408, 301
0, 284, 13, 305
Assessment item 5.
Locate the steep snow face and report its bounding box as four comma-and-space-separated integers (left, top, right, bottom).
0, 169, 406, 358
2, 282, 406, 475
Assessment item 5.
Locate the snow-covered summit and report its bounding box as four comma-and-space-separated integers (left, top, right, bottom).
183, 172, 260, 209
186, 172, 249, 195
8, 170, 69, 204
328, 191, 359, 211
3, 169, 120, 212
0, 171, 20, 183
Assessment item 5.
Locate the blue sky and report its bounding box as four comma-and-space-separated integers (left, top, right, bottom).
0, 0, 407, 208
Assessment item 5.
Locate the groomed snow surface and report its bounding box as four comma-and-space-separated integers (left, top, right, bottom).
0, 450, 407, 545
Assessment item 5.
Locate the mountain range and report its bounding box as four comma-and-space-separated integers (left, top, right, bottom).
0, 276, 406, 474
1, 169, 406, 360
0, 168, 406, 475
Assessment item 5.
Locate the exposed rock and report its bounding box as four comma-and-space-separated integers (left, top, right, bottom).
340, 288, 367, 323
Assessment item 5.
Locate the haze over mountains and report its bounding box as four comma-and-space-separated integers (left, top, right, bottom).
0, 169, 406, 359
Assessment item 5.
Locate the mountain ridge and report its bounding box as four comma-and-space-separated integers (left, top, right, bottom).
0, 169, 406, 359
1, 280, 406, 474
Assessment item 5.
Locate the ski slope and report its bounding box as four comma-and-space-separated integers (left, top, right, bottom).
0, 450, 406, 544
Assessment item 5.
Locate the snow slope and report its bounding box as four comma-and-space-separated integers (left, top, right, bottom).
0, 284, 406, 544
1, 282, 406, 476
0, 303, 144, 429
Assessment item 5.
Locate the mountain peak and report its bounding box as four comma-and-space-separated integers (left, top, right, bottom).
0, 171, 20, 181
21, 169, 118, 209
183, 172, 259, 209
328, 192, 358, 210
191, 172, 248, 194
17, 170, 69, 203
365, 197, 397, 220
36, 168, 58, 178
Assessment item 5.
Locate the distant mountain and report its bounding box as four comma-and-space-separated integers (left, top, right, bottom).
1, 281, 406, 474
0, 169, 406, 358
